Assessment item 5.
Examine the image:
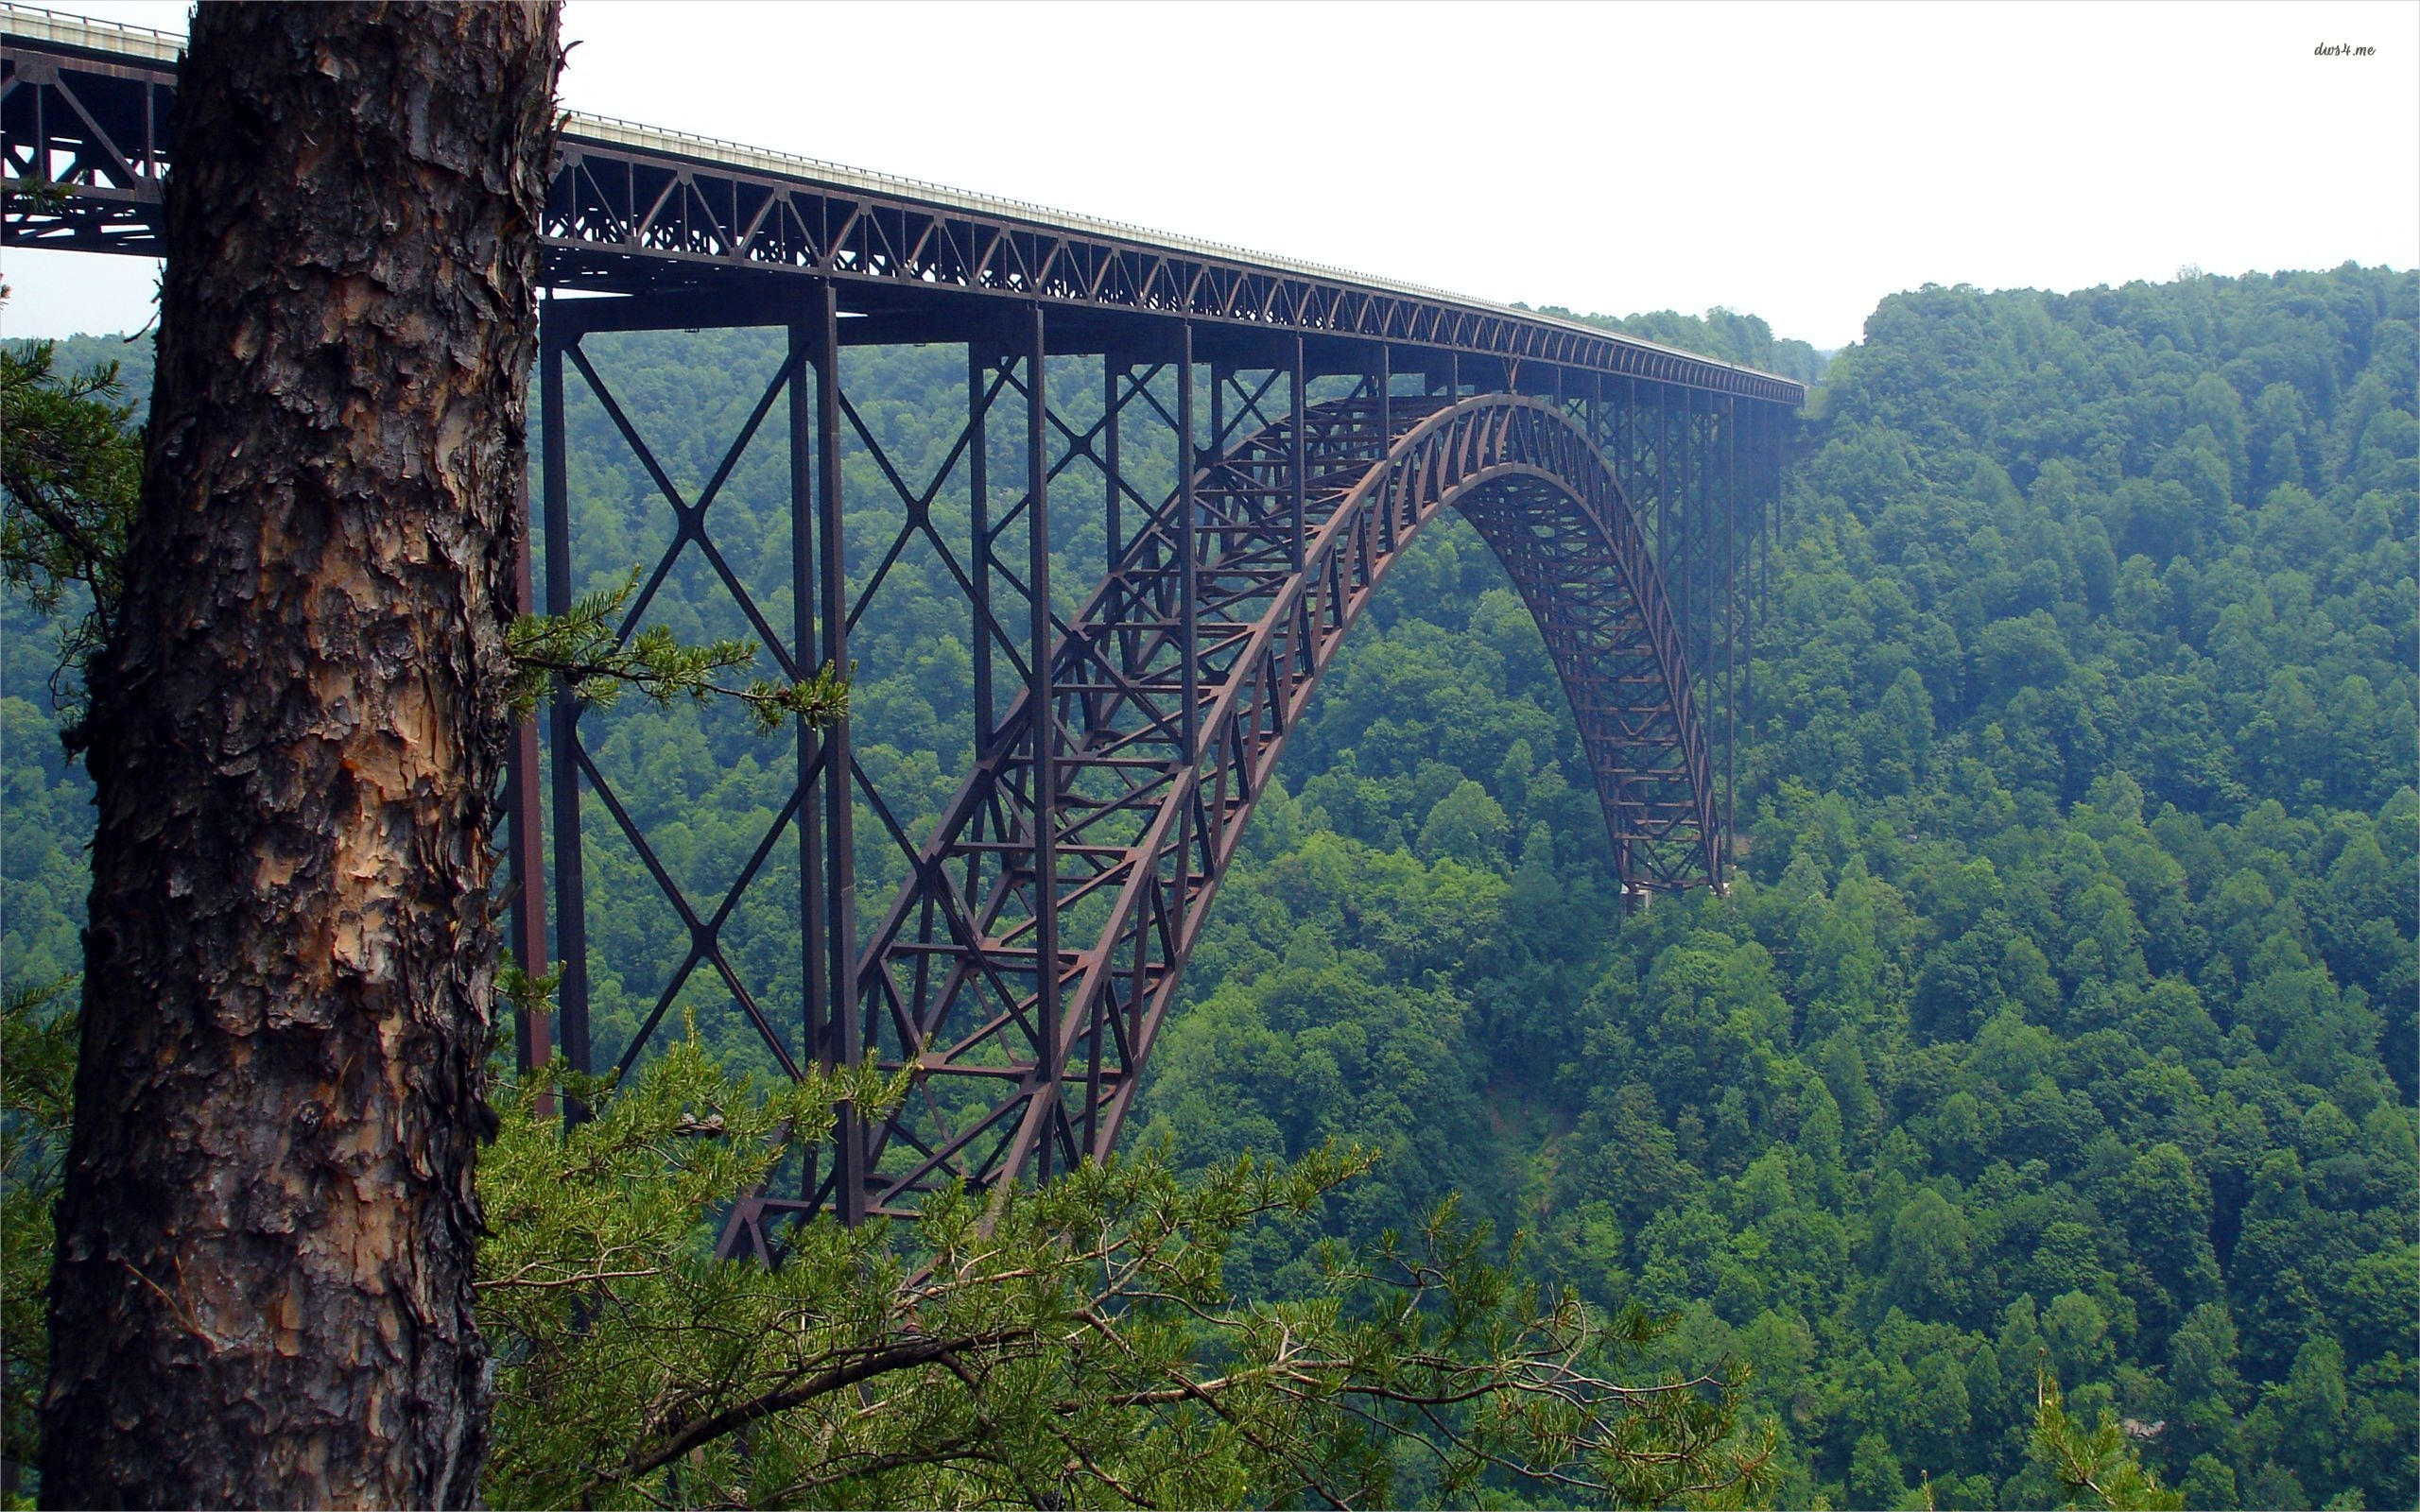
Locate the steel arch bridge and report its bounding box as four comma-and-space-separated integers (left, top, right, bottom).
4, 6, 1804, 1234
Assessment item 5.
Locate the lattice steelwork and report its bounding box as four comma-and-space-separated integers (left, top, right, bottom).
811, 387, 1720, 1226
5, 7, 1804, 1238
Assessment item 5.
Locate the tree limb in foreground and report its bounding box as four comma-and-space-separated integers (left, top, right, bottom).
477, 1037, 1773, 1510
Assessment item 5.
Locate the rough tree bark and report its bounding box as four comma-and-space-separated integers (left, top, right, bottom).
42, 6, 559, 1506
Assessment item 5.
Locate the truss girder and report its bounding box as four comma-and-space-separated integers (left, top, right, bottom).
0, 38, 170, 254
2, 18, 1804, 408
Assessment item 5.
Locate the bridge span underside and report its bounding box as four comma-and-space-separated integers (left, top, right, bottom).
543, 288, 1785, 1241
2, 6, 1801, 1230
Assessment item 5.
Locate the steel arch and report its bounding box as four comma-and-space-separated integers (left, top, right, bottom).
726, 391, 1716, 1248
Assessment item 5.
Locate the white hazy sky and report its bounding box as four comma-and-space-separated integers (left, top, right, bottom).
4, 0, 2415, 351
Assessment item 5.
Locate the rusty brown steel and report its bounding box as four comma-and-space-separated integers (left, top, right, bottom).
749, 391, 1719, 1226
7, 8, 1801, 1248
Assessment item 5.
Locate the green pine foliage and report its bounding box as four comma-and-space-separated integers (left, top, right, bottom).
0, 333, 135, 986
0, 336, 140, 725
501, 565, 850, 731
475, 1033, 1767, 1508
2030, 1369, 2185, 1510
0, 979, 77, 1493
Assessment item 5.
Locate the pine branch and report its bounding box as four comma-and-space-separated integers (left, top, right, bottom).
0, 334, 143, 743
585, 1329, 1038, 1498
502, 567, 848, 731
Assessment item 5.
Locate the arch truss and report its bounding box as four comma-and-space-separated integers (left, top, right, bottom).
820, 389, 1717, 1225
508, 287, 1787, 1247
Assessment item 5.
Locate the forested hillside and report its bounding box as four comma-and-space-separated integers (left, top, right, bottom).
5, 266, 2411, 1509
1134, 268, 2418, 1509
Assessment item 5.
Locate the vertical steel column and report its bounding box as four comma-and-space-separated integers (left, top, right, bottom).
1634, 377, 1648, 525
1616, 375, 1633, 503
1779, 402, 1791, 560
1655, 384, 1671, 593
1723, 395, 1737, 888
787, 306, 827, 1206
1103, 352, 1121, 570
788, 313, 823, 1052
539, 308, 590, 1082
1685, 388, 1702, 684
1376, 344, 1392, 467
1378, 345, 1399, 554
816, 281, 864, 1222
1175, 323, 1199, 936
1289, 335, 1306, 571
1765, 404, 1780, 677
1084, 344, 1120, 1160
1683, 392, 1694, 639
1600, 365, 1628, 895
1178, 324, 1199, 747
969, 341, 994, 758
1698, 395, 1710, 735
1703, 394, 1718, 751
1741, 404, 1757, 787
1210, 358, 1226, 457
1026, 302, 1059, 1181
507, 450, 551, 1076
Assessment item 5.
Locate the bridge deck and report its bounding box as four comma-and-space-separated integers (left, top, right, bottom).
2, 2, 1804, 406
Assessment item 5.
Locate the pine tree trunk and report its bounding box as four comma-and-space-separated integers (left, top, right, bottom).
42, 6, 559, 1505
